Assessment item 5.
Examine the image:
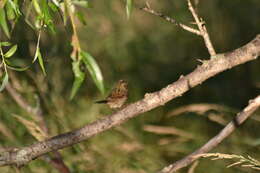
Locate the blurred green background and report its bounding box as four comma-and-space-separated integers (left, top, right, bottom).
0, 0, 260, 172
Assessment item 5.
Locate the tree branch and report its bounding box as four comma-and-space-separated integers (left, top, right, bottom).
0, 34, 259, 167
140, 1, 216, 56
158, 95, 260, 173
140, 4, 201, 36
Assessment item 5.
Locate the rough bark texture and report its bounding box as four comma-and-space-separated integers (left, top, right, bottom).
0, 34, 259, 167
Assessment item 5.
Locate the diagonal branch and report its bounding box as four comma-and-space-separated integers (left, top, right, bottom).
0, 35, 259, 167
158, 95, 260, 173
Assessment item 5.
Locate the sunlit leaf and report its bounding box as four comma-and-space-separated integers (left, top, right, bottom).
7, 0, 21, 16
32, 0, 42, 15
80, 51, 104, 94
126, 0, 132, 19
0, 8, 10, 38
4, 44, 17, 58
42, 0, 55, 33
6, 2, 15, 20
60, 2, 68, 25
37, 48, 46, 75
70, 60, 85, 100
0, 41, 11, 46
0, 71, 8, 92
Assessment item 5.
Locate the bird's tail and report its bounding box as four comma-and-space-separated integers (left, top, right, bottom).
95, 100, 108, 104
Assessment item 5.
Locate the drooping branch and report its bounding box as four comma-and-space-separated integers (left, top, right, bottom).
0, 34, 259, 167
158, 95, 260, 173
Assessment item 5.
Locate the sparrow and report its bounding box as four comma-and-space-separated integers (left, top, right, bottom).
95, 80, 128, 109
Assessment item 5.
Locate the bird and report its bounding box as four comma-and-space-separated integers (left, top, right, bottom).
95, 80, 128, 109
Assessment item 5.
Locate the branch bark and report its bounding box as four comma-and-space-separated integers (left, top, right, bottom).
158, 95, 260, 173
0, 34, 259, 167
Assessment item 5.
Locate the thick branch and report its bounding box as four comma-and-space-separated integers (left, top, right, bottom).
158, 95, 260, 173
0, 35, 259, 167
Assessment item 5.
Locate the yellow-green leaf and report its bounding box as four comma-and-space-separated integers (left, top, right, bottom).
4, 44, 17, 58
70, 60, 85, 100
80, 51, 104, 94
0, 71, 8, 92
0, 8, 10, 38
37, 49, 46, 75
32, 0, 42, 15
126, 0, 132, 19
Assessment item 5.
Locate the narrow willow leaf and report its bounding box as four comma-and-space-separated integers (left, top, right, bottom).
60, 2, 68, 25
80, 51, 104, 94
0, 41, 11, 46
70, 60, 85, 100
126, 0, 132, 19
37, 49, 46, 75
42, 0, 55, 33
13, 115, 48, 141
6, 2, 15, 20
6, 64, 30, 71
0, 71, 9, 92
0, 8, 10, 38
7, 0, 21, 16
32, 0, 42, 15
4, 44, 17, 58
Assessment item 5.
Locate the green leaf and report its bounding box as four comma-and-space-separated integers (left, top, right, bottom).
37, 48, 46, 75
6, 64, 30, 71
0, 71, 9, 92
7, 0, 21, 17
6, 2, 15, 20
0, 41, 11, 46
126, 0, 132, 19
32, 0, 42, 15
60, 2, 68, 25
0, 8, 10, 38
80, 51, 104, 94
42, 0, 55, 33
70, 60, 85, 100
4, 44, 17, 58
75, 12, 87, 25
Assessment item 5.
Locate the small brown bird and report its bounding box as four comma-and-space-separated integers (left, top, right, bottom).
95, 80, 128, 109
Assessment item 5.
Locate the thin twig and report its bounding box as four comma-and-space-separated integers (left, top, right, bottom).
140, 6, 201, 36
187, 0, 216, 56
0, 34, 258, 167
158, 95, 260, 173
